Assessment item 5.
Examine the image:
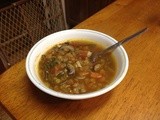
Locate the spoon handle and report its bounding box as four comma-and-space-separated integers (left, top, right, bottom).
102, 27, 148, 54
91, 28, 148, 62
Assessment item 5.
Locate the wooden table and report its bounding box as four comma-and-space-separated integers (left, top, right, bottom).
1, 0, 160, 119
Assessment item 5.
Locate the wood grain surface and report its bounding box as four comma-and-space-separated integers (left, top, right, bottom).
0, 0, 160, 119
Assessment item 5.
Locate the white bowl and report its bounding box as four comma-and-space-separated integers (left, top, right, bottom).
26, 29, 129, 100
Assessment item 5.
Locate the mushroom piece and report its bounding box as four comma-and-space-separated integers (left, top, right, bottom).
94, 64, 102, 71
67, 64, 75, 75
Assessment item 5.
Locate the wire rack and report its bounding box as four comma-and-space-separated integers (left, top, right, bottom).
0, 0, 66, 69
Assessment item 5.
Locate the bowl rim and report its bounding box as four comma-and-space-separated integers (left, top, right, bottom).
26, 29, 129, 100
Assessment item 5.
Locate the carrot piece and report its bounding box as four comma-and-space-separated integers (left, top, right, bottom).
90, 72, 102, 79
50, 65, 61, 75
78, 51, 88, 59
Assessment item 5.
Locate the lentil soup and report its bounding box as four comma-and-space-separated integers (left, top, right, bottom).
38, 40, 117, 94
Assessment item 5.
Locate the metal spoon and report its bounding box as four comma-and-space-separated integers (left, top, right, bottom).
90, 28, 148, 62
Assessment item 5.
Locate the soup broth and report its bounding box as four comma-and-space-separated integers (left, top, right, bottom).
38, 40, 117, 94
